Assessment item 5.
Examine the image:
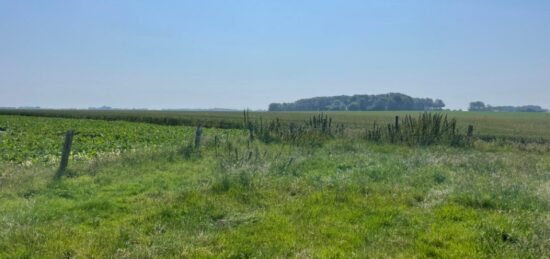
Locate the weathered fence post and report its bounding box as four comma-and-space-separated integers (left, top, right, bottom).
467, 125, 474, 137
214, 135, 219, 156
56, 130, 74, 178
395, 116, 400, 131
194, 125, 203, 149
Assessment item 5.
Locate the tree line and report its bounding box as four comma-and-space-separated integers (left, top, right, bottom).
268, 93, 445, 111
469, 101, 547, 112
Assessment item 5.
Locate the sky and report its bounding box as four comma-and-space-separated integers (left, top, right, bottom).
1, 0, 549, 110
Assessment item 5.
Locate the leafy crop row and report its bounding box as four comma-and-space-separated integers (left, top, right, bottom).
0, 115, 239, 165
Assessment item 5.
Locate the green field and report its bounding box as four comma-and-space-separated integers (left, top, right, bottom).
3, 109, 550, 140
1, 112, 549, 257
0, 115, 240, 165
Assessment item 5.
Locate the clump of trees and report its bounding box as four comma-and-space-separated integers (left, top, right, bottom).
469, 101, 547, 112
269, 93, 445, 111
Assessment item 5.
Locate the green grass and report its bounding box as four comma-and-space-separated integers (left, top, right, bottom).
1, 114, 549, 257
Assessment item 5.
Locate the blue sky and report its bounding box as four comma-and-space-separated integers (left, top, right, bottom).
1, 0, 549, 110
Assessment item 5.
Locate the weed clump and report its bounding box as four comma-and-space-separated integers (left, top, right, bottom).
365, 112, 472, 147
179, 142, 200, 159
243, 110, 344, 145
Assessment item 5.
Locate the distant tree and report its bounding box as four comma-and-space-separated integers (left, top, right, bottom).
469, 101, 486, 111
268, 103, 283, 111
434, 99, 445, 110
348, 101, 361, 111
516, 105, 547, 112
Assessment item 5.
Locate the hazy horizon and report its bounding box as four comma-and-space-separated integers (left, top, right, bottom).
1, 1, 549, 110
3, 91, 548, 111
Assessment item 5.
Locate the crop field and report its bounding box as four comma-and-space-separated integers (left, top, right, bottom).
1, 112, 550, 257
0, 115, 240, 165
3, 109, 550, 140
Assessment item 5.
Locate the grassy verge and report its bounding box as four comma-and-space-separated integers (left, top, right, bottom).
1, 138, 549, 257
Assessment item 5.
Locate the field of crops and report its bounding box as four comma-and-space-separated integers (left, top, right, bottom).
2, 110, 549, 165
1, 112, 550, 257
0, 115, 240, 165
2, 109, 550, 140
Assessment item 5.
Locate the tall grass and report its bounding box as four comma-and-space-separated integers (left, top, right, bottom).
365, 112, 471, 146
242, 111, 344, 145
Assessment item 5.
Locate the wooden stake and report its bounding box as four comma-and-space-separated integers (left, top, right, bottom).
56, 130, 74, 178
395, 116, 399, 130
194, 125, 203, 149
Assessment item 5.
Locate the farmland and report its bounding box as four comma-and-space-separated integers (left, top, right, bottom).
0, 115, 240, 165
1, 112, 550, 257
2, 109, 550, 140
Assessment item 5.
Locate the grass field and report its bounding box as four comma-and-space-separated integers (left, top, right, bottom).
1, 112, 550, 257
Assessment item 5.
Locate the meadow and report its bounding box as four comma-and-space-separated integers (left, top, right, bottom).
1, 112, 549, 257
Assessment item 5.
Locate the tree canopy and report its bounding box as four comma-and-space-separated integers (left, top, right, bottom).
268, 93, 445, 111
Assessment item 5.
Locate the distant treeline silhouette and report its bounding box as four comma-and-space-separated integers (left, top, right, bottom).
469, 101, 547, 112
268, 93, 445, 111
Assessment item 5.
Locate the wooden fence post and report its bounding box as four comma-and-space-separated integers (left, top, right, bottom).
214, 135, 219, 156
195, 125, 203, 149
395, 116, 399, 131
467, 125, 474, 137
56, 130, 74, 178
